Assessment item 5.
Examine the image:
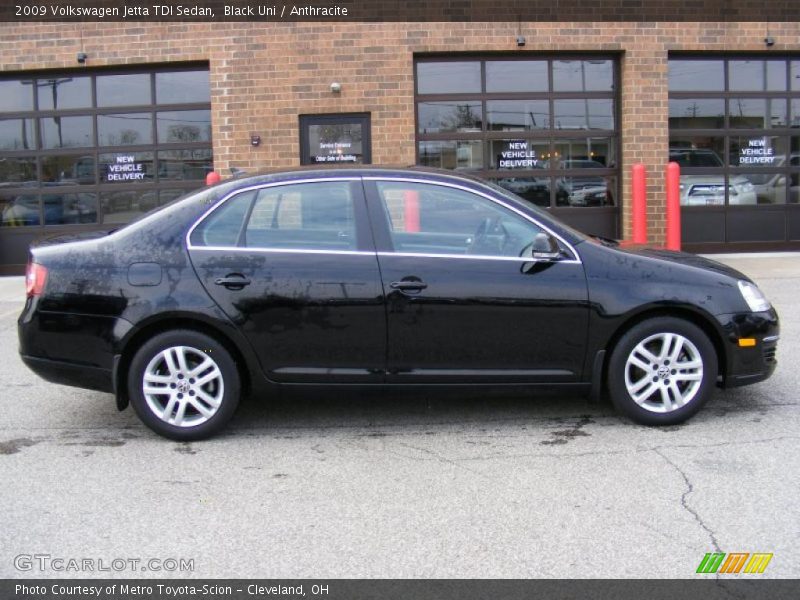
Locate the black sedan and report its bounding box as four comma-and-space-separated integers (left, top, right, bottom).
18, 167, 779, 439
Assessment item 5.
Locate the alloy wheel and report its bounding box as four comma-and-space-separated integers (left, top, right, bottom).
623, 332, 704, 413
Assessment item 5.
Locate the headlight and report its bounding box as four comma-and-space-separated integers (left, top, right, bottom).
738, 280, 771, 312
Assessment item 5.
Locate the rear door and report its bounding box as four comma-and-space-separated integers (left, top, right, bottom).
187, 178, 386, 383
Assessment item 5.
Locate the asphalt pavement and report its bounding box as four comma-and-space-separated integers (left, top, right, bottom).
0, 254, 798, 579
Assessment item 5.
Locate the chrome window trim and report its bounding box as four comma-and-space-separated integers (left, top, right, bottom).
191, 246, 374, 257
376, 251, 579, 264
185, 175, 583, 265
364, 176, 582, 264
185, 177, 363, 251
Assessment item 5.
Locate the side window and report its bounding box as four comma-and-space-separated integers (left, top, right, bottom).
375, 181, 544, 257
190, 190, 254, 247
244, 182, 355, 250
190, 181, 357, 250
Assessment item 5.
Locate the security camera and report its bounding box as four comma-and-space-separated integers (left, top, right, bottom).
516, 36, 526, 47
764, 37, 775, 47
76, 52, 87, 64
330, 82, 342, 93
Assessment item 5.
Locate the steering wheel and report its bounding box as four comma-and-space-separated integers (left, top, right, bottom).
468, 216, 509, 255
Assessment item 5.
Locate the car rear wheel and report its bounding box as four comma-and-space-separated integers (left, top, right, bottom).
607, 317, 717, 425
128, 330, 240, 440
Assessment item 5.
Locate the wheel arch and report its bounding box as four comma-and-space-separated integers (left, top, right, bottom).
114, 315, 255, 411
600, 305, 727, 390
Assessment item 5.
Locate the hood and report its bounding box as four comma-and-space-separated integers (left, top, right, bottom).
613, 245, 750, 281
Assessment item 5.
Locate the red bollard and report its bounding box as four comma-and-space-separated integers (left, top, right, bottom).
404, 190, 420, 233
631, 163, 647, 244
206, 171, 221, 186
665, 161, 681, 251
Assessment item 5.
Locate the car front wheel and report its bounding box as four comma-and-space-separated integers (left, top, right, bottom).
127, 329, 240, 440
607, 317, 718, 425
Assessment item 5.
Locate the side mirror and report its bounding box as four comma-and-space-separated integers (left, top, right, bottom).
530, 232, 562, 261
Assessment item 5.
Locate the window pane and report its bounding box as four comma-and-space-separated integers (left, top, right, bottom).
245, 182, 356, 251
42, 192, 98, 225
486, 100, 549, 131
307, 122, 365, 164
0, 118, 35, 150
669, 99, 725, 129
418, 141, 483, 170
668, 60, 725, 91
190, 190, 254, 247
417, 62, 481, 94
98, 113, 152, 146
553, 60, 613, 92
0, 80, 33, 112
418, 102, 482, 134
730, 135, 786, 167
100, 191, 151, 224
36, 77, 92, 110
158, 148, 212, 181
40, 115, 93, 149
729, 60, 786, 91
155, 70, 210, 104
737, 172, 788, 204
96, 74, 151, 107
791, 98, 800, 128
729, 98, 787, 129
494, 177, 554, 207
99, 151, 155, 184
375, 180, 543, 257
486, 61, 548, 92
0, 192, 39, 226
0, 156, 37, 184
790, 175, 800, 204
554, 99, 614, 130
489, 139, 548, 170
553, 138, 616, 167
793, 61, 800, 91
561, 175, 616, 207
669, 137, 725, 166
41, 154, 96, 185
156, 110, 212, 143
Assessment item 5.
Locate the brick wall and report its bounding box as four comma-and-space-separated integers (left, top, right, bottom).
1, 20, 799, 244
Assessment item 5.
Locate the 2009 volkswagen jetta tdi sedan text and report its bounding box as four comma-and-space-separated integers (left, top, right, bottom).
18, 167, 779, 439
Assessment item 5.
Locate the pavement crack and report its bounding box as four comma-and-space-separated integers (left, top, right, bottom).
654, 448, 721, 553
394, 441, 487, 478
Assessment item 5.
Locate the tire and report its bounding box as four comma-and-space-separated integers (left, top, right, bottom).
127, 329, 240, 440
607, 317, 718, 425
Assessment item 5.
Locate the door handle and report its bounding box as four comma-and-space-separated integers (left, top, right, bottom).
390, 280, 428, 292
214, 274, 251, 289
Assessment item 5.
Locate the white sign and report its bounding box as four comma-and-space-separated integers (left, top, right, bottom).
499, 142, 538, 168
739, 138, 776, 165
106, 155, 146, 181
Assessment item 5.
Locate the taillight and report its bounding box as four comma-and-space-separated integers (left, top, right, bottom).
25, 262, 48, 297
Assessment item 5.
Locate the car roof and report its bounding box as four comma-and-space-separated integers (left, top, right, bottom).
213, 165, 491, 188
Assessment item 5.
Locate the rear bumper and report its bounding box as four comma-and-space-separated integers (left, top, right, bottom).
20, 354, 113, 393
717, 309, 779, 388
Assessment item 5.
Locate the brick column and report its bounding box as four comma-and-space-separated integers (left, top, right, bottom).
620, 47, 669, 245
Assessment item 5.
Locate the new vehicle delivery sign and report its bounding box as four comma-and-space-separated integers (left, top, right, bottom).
106, 155, 146, 181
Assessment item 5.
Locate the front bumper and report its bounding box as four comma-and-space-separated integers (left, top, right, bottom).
717, 308, 779, 388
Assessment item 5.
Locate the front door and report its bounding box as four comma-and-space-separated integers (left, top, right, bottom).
188, 178, 386, 383
365, 178, 589, 383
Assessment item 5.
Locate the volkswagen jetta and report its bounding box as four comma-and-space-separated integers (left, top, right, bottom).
18, 167, 779, 439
